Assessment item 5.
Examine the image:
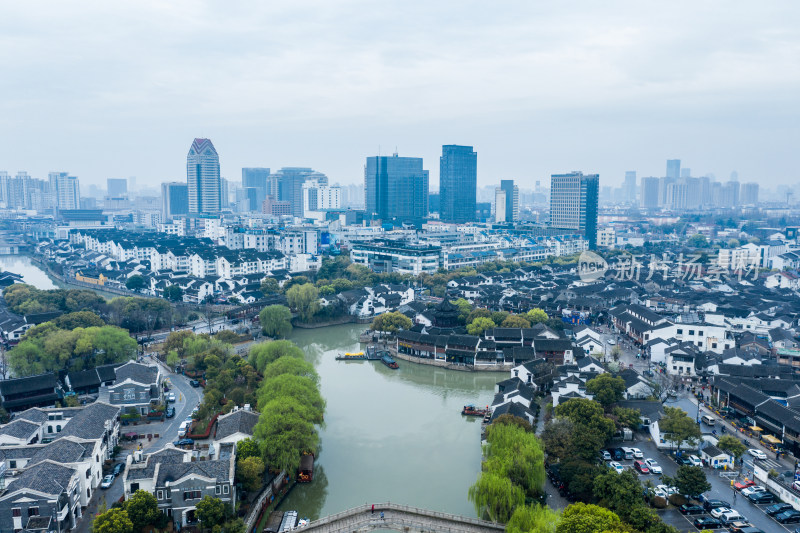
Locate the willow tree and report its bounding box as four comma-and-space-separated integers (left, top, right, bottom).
468, 471, 524, 523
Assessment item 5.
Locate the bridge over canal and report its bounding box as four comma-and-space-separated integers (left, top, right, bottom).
301, 502, 505, 533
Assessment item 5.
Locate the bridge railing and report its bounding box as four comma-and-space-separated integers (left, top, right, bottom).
305, 502, 503, 529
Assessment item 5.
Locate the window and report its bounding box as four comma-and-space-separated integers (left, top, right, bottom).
677, 329, 683, 335
712, 343, 718, 349
86, 469, 91, 479
183, 490, 202, 500
130, 483, 140, 492
9, 460, 16, 469
688, 330, 695, 336
222, 485, 229, 495
673, 366, 677, 370
56, 425, 61, 432
12, 508, 21, 517
699, 331, 704, 336
28, 507, 39, 517
215, 486, 221, 495
157, 490, 164, 500
48, 426, 53, 434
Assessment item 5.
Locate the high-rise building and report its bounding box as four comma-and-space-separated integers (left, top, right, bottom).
270, 167, 327, 217
741, 182, 759, 205
220, 178, 230, 209
107, 178, 128, 198
161, 182, 189, 221
680, 168, 691, 178
187, 138, 221, 214
666, 159, 681, 180
623, 171, 637, 203
364, 154, 429, 222
722, 181, 740, 207
549, 172, 599, 249
241, 168, 270, 211
497, 180, 519, 222
49, 172, 80, 210
439, 145, 477, 223
302, 179, 341, 216
494, 188, 507, 222
640, 177, 660, 209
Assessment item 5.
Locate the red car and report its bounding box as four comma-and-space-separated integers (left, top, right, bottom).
734, 480, 756, 491
633, 461, 650, 474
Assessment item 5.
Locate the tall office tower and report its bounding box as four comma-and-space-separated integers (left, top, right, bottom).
269, 167, 327, 217
242, 168, 270, 210
741, 182, 759, 205
685, 177, 702, 208
494, 188, 507, 222
161, 182, 189, 221
220, 178, 230, 208
711, 182, 723, 206
439, 145, 477, 223
665, 180, 688, 210
699, 176, 712, 206
722, 181, 740, 207
680, 168, 691, 178
549, 172, 600, 249
48, 172, 80, 210
623, 171, 637, 203
187, 138, 221, 214
364, 154, 429, 222
498, 179, 519, 222
658, 176, 675, 207
302, 179, 341, 216
666, 159, 681, 179
107, 178, 128, 198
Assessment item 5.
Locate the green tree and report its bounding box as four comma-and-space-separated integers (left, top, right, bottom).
541, 418, 574, 462
593, 469, 645, 521
163, 330, 195, 359
716, 434, 747, 459
556, 503, 624, 533
254, 396, 320, 474
611, 407, 641, 430
236, 438, 260, 461
673, 465, 711, 497
506, 505, 560, 533
370, 311, 413, 333
249, 340, 304, 372
501, 315, 531, 328
125, 275, 147, 292
586, 374, 626, 408
468, 471, 525, 523
526, 308, 549, 324
688, 234, 709, 248
236, 455, 265, 492
124, 490, 161, 530
554, 398, 615, 460
484, 423, 545, 497
195, 496, 228, 529
261, 356, 319, 384
453, 298, 473, 323
490, 311, 509, 325
93, 508, 134, 533
216, 519, 246, 533
257, 374, 325, 424
560, 460, 601, 502
467, 317, 496, 336
286, 283, 320, 322
466, 308, 491, 325
259, 305, 293, 338
660, 406, 702, 451
259, 277, 280, 295
53, 311, 105, 329
626, 506, 660, 532
163, 285, 184, 302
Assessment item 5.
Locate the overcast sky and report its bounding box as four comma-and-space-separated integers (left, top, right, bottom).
1, 1, 798, 190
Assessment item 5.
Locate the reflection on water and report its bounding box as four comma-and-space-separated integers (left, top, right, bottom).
278, 324, 499, 520
0, 256, 57, 290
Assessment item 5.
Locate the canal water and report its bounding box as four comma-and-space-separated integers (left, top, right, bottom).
278, 323, 499, 521
0, 255, 57, 290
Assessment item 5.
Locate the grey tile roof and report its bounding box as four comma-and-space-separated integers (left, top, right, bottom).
0, 419, 40, 440
53, 402, 120, 441
9, 460, 76, 495
215, 410, 259, 441
14, 408, 49, 424
29, 438, 93, 465
113, 362, 159, 386
157, 458, 232, 485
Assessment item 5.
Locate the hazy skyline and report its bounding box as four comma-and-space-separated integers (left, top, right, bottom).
1, 1, 798, 190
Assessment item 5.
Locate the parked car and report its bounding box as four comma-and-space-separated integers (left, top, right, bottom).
703, 499, 731, 512
741, 485, 767, 497
630, 447, 643, 459
656, 484, 678, 496
729, 524, 762, 533
748, 448, 767, 460
189, 380, 200, 387
776, 510, 800, 524
100, 474, 114, 489
633, 461, 649, 474
173, 438, 194, 447
675, 455, 693, 466
644, 458, 662, 474
678, 504, 704, 515
747, 491, 775, 504
610, 448, 623, 460
112, 463, 123, 476
693, 517, 722, 529
766, 503, 794, 516
688, 455, 702, 467
600, 450, 611, 461
166, 407, 175, 418
167, 392, 176, 403
607, 339, 616, 345
609, 462, 624, 474
735, 480, 756, 491
719, 510, 746, 525
709, 507, 734, 519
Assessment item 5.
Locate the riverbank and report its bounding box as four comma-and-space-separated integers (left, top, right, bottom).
292, 315, 354, 329
25, 255, 144, 300
382, 345, 513, 373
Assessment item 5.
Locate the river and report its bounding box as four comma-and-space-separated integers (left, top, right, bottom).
278, 323, 499, 521
0, 255, 58, 290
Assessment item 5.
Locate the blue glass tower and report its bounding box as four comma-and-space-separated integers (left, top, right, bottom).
439, 145, 477, 223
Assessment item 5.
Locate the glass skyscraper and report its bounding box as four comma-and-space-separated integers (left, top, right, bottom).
549, 172, 600, 249
161, 182, 189, 220
241, 168, 270, 212
498, 179, 519, 222
365, 154, 429, 223
187, 138, 221, 214
439, 145, 476, 223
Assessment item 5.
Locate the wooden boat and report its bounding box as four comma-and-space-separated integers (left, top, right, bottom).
335, 352, 367, 361
462, 404, 491, 417
298, 454, 314, 483
381, 354, 399, 369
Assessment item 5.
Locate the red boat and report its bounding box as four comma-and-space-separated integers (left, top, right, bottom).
462, 404, 491, 417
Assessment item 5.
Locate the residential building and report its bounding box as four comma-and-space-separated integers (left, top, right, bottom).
640, 177, 660, 209
107, 178, 128, 198
666, 159, 680, 180
301, 179, 341, 216
104, 362, 163, 416
439, 145, 477, 223
49, 172, 80, 210
494, 189, 506, 222
623, 171, 636, 203
161, 182, 189, 221
741, 182, 759, 205
270, 167, 327, 217
496, 180, 519, 222
364, 154, 429, 223
549, 172, 599, 249
187, 138, 221, 214
350, 240, 440, 275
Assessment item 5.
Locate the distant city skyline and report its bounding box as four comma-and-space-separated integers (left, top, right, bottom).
1, 2, 797, 190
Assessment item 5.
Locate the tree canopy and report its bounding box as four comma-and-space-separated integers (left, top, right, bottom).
467, 317, 496, 336
195, 496, 228, 528
556, 503, 624, 533
370, 311, 412, 333
586, 374, 626, 408
249, 340, 304, 373
501, 315, 531, 328
659, 406, 701, 451
93, 508, 134, 533
259, 304, 293, 338
554, 398, 615, 460
526, 308, 549, 324
286, 283, 320, 322
124, 490, 161, 531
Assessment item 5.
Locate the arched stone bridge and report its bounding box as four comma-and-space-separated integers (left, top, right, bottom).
301, 502, 505, 533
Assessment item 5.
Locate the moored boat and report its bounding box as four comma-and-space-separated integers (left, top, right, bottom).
335, 351, 367, 361
298, 453, 314, 483
381, 354, 399, 369
462, 404, 491, 417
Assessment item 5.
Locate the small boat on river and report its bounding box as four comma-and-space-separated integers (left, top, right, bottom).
462, 404, 491, 417
298, 453, 314, 483
381, 354, 399, 369
336, 351, 368, 361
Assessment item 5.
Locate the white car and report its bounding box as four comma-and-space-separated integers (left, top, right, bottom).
709, 506, 732, 519
656, 484, 678, 496
100, 474, 114, 489
741, 485, 767, 497
631, 447, 643, 459
167, 392, 176, 403
644, 458, 662, 474
688, 455, 702, 467
748, 448, 766, 460
719, 510, 746, 525
650, 487, 668, 499
609, 462, 624, 474
607, 339, 616, 345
